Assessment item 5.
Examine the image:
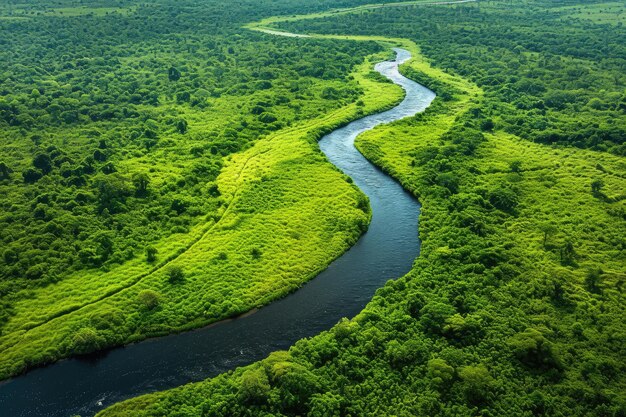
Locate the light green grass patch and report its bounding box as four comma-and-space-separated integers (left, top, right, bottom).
97, 1, 626, 415
0, 50, 403, 380
556, 1, 626, 25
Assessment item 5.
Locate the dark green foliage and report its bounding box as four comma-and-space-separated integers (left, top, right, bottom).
99, 3, 623, 417
419, 301, 456, 334
321, 87, 340, 100
3, 1, 625, 416
167, 265, 185, 284
435, 172, 459, 194
0, 0, 380, 302
509, 160, 522, 173
591, 179, 605, 198
176, 119, 188, 134
584, 268, 602, 294
488, 184, 519, 212
33, 153, 52, 174
145, 246, 158, 263
168, 67, 181, 82
0, 162, 11, 180
132, 172, 150, 197
508, 328, 562, 371
480, 118, 494, 131
559, 239, 577, 266
258, 112, 277, 124
441, 126, 484, 156
22, 168, 42, 183
539, 222, 557, 248
280, 1, 626, 156
25, 264, 46, 280
94, 174, 132, 214
308, 392, 342, 417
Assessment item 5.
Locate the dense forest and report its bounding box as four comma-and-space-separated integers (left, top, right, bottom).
281, 0, 626, 155
1, 0, 625, 416
0, 0, 401, 378
100, 1, 625, 416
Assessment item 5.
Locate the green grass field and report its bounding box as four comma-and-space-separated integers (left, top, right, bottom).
1, 0, 624, 414
0, 43, 404, 379
99, 1, 625, 415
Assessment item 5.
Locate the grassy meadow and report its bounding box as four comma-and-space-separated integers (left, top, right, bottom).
0, 1, 406, 379
100, 0, 625, 416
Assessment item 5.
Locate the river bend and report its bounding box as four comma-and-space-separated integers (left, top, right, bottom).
0, 47, 435, 417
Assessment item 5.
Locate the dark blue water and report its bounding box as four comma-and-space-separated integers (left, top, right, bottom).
0, 48, 435, 417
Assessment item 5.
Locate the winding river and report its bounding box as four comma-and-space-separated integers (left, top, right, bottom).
0, 48, 435, 417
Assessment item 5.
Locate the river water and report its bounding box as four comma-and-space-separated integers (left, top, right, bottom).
0, 48, 435, 417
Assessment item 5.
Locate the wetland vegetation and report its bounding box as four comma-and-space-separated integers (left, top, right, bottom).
0, 0, 624, 416
101, 1, 625, 416
0, 0, 401, 379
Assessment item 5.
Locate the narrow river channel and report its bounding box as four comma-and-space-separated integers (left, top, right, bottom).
0, 47, 435, 417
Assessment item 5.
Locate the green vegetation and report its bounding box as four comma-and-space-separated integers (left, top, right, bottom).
0, 0, 136, 18
101, 1, 625, 416
0, 0, 408, 378
278, 0, 626, 155
556, 1, 626, 25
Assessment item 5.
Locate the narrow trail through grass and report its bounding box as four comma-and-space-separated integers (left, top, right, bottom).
0, 8, 408, 380
95, 2, 626, 415
0, 0, 476, 383
94, 1, 484, 415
